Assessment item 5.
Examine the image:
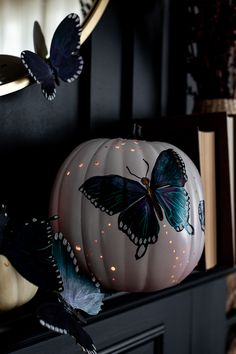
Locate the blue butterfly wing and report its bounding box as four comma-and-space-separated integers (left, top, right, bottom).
151, 149, 187, 188
118, 196, 160, 259
37, 302, 97, 354
79, 175, 147, 215
151, 149, 194, 235
21, 50, 56, 100
1, 216, 63, 292
53, 232, 104, 315
50, 13, 83, 82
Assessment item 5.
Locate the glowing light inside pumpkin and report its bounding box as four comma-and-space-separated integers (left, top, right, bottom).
169, 240, 173, 244
75, 245, 82, 251
100, 255, 103, 259
115, 145, 120, 149
130, 148, 135, 152
78, 162, 84, 168
173, 249, 176, 253
66, 171, 71, 176
110, 266, 116, 272
108, 223, 112, 227
176, 256, 179, 260
94, 161, 100, 166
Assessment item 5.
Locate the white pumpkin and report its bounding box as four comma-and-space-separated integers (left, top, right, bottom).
0, 255, 38, 312
50, 138, 205, 292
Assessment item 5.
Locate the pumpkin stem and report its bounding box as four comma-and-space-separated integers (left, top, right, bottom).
132, 123, 143, 139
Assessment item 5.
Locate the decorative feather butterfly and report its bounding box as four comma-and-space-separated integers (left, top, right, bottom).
21, 13, 83, 100
79, 148, 194, 260
0, 206, 63, 292
37, 232, 105, 354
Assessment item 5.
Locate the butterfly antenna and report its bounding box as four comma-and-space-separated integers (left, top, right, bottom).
126, 166, 141, 180
143, 159, 150, 177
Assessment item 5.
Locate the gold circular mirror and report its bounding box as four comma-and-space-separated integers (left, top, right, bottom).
0, 0, 109, 96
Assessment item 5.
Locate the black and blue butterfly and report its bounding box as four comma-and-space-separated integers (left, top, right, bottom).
0, 205, 63, 292
37, 232, 105, 354
21, 13, 83, 100
79, 148, 194, 260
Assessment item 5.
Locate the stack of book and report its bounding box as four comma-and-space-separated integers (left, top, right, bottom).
135, 112, 235, 270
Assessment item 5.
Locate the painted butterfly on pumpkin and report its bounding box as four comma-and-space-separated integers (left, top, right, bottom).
37, 232, 104, 354
79, 148, 194, 260
21, 13, 83, 100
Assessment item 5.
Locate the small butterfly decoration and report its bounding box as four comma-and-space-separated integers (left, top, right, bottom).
0, 205, 104, 353
37, 232, 105, 353
198, 200, 205, 232
21, 13, 83, 100
79, 148, 195, 260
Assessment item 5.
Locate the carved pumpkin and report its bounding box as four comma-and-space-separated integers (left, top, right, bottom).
50, 138, 205, 292
0, 255, 38, 312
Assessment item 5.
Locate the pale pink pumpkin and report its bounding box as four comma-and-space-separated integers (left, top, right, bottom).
50, 138, 205, 292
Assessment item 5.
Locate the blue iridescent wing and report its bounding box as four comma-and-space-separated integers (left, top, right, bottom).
37, 301, 97, 354
79, 175, 147, 215
80, 175, 159, 259
198, 200, 205, 232
50, 13, 83, 83
53, 232, 104, 315
1, 215, 63, 292
21, 50, 56, 100
151, 149, 194, 235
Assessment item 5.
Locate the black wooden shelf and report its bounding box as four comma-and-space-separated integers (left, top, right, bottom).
0, 266, 234, 353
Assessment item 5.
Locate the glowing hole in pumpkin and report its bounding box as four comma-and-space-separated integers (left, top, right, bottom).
100, 255, 103, 259
75, 245, 82, 251
169, 240, 173, 244
108, 223, 112, 227
110, 266, 116, 272
94, 161, 100, 166
130, 148, 135, 152
78, 163, 84, 168
115, 145, 120, 149
66, 171, 71, 176
176, 256, 179, 260
173, 249, 176, 253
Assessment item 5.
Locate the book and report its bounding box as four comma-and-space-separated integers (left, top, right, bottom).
198, 130, 217, 269
135, 112, 234, 269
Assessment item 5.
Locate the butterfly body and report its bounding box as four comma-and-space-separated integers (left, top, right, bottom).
80, 148, 194, 260
21, 13, 83, 100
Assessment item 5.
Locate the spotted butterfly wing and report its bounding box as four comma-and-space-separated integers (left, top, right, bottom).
37, 232, 104, 353
151, 149, 194, 234
52, 232, 104, 315
38, 299, 97, 354
80, 148, 194, 260
1, 214, 63, 292
21, 13, 83, 100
